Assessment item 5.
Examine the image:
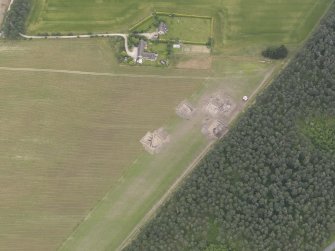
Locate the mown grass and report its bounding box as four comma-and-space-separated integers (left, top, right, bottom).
160, 16, 211, 43
27, 0, 332, 52
134, 15, 212, 43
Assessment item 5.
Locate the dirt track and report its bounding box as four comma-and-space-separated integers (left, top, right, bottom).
324, 242, 335, 251
0, 66, 229, 80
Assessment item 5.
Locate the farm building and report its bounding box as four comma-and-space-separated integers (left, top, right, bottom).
202, 119, 225, 138
204, 95, 231, 116
137, 39, 158, 63
140, 128, 170, 154
176, 100, 195, 119
158, 22, 168, 35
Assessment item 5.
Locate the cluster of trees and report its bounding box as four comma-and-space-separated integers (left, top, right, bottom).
206, 37, 214, 48
152, 13, 165, 28
302, 117, 335, 152
109, 37, 128, 63
2, 0, 31, 39
262, 45, 288, 59
128, 33, 145, 49
125, 4, 335, 251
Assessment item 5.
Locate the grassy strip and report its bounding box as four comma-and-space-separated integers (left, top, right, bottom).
159, 38, 207, 45
129, 15, 153, 32
155, 11, 212, 19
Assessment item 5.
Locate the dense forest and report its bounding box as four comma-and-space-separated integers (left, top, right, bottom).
2, 0, 31, 39
125, 4, 335, 251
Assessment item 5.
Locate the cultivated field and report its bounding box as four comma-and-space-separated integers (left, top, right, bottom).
0, 40, 205, 251
0, 38, 271, 251
0, 0, 333, 250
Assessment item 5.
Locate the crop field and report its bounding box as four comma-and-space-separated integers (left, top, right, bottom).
0, 0, 333, 250
0, 38, 272, 251
0, 41, 206, 251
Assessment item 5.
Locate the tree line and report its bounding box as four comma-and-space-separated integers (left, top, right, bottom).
124, 3, 335, 251
2, 0, 31, 39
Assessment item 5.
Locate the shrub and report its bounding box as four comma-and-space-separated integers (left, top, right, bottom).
262, 45, 288, 59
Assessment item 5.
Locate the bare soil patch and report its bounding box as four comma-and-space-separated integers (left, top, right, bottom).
176, 56, 212, 70
182, 45, 211, 54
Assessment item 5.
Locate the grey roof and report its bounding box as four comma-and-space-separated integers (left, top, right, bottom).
142, 52, 158, 60
137, 39, 147, 58
137, 39, 158, 61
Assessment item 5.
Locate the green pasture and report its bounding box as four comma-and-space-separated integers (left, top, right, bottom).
27, 0, 332, 51
159, 15, 211, 43
133, 14, 212, 44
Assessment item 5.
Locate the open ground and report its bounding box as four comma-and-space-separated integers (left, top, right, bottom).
0, 0, 333, 250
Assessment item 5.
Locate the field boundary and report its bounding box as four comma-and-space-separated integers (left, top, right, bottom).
129, 12, 214, 44
128, 14, 153, 32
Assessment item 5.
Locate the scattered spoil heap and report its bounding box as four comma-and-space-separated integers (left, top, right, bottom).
202, 119, 226, 139
176, 100, 195, 119
201, 92, 232, 138
204, 94, 232, 117
140, 128, 170, 154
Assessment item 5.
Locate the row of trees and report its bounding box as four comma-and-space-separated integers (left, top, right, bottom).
262, 45, 288, 59
2, 0, 31, 39
125, 3, 335, 251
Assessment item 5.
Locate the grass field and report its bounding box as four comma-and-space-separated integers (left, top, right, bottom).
0, 0, 333, 250
27, 0, 332, 51
134, 15, 212, 43
161, 16, 211, 43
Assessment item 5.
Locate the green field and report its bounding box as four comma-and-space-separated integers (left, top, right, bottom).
161, 16, 211, 43
28, 0, 332, 51
133, 15, 212, 43
0, 0, 333, 250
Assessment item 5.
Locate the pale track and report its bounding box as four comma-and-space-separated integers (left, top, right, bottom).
0, 66, 227, 80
